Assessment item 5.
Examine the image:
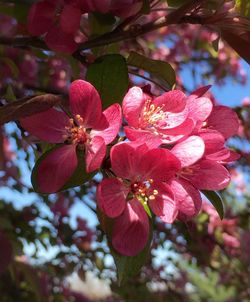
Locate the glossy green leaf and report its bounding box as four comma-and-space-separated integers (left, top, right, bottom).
97, 208, 152, 285
202, 190, 224, 220
31, 145, 93, 193
127, 51, 176, 89
86, 54, 129, 108
236, 0, 250, 17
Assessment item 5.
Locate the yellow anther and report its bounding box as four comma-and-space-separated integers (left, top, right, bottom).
153, 189, 158, 195
149, 195, 155, 200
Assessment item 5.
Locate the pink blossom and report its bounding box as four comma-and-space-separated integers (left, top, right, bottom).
27, 0, 87, 53
97, 142, 181, 256
123, 86, 191, 144
20, 80, 121, 193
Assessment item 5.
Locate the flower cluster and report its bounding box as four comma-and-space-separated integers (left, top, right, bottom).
20, 81, 239, 256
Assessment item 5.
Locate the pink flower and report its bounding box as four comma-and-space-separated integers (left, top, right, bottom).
27, 0, 87, 53
97, 142, 181, 256
123, 86, 192, 144
169, 135, 231, 220
21, 80, 121, 193
86, 0, 142, 18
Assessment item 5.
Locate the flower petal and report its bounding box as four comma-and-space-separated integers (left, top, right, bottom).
171, 135, 205, 168
60, 4, 82, 34
184, 159, 231, 190
207, 105, 239, 139
112, 200, 149, 256
189, 85, 211, 99
198, 130, 225, 155
20, 108, 68, 143
69, 80, 104, 129
153, 90, 186, 113
36, 145, 77, 193
124, 127, 162, 148
139, 148, 181, 181
97, 178, 128, 218
27, 1, 55, 36
170, 179, 202, 221
122, 86, 146, 128
91, 104, 122, 144
45, 25, 78, 53
187, 97, 213, 122
149, 182, 177, 223
85, 136, 106, 172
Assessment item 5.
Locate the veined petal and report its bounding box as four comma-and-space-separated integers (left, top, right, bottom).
20, 108, 68, 143
91, 104, 121, 144
112, 200, 149, 256
85, 136, 106, 172
36, 145, 77, 193
60, 4, 82, 34
149, 182, 177, 223
97, 178, 128, 218
153, 90, 186, 113
171, 136, 205, 168
184, 159, 231, 191
170, 179, 202, 221
187, 96, 213, 122
122, 86, 146, 128
139, 148, 181, 182
198, 130, 225, 155
27, 1, 55, 36
69, 80, 104, 129
124, 127, 162, 148
207, 106, 239, 139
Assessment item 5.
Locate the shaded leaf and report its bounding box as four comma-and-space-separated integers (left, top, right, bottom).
202, 190, 224, 220
89, 12, 116, 36
0, 94, 61, 125
236, 0, 250, 17
127, 51, 176, 89
86, 54, 129, 108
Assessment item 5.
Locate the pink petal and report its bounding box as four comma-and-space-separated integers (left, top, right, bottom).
207, 106, 239, 139
20, 108, 68, 143
87, 0, 111, 13
171, 136, 205, 168
206, 148, 240, 163
198, 130, 225, 155
112, 200, 149, 256
91, 104, 121, 145
97, 178, 128, 218
125, 128, 162, 149
85, 136, 106, 172
122, 87, 146, 128
187, 97, 213, 122
27, 1, 55, 36
184, 160, 231, 190
189, 85, 211, 99
153, 90, 186, 113
139, 148, 181, 182
160, 118, 195, 144
111, 143, 140, 180
69, 80, 104, 129
60, 4, 82, 34
36, 145, 77, 193
170, 179, 202, 221
149, 182, 177, 223
45, 25, 78, 53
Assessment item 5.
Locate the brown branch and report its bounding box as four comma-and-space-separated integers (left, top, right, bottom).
0, 94, 62, 125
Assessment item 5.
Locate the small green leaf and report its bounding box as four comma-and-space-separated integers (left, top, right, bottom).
127, 51, 176, 89
166, 0, 189, 8
86, 54, 129, 108
236, 0, 250, 17
202, 190, 224, 220
89, 12, 116, 36
97, 208, 152, 285
31, 145, 92, 193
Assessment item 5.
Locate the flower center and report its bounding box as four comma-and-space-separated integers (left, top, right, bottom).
140, 100, 166, 129
130, 179, 158, 203
63, 114, 89, 145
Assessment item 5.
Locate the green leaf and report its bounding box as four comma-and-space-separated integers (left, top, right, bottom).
0, 3, 30, 22
97, 208, 152, 285
166, 0, 189, 8
89, 12, 116, 36
86, 54, 129, 108
127, 51, 176, 89
202, 190, 224, 220
236, 0, 250, 17
141, 0, 150, 14
31, 145, 92, 193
